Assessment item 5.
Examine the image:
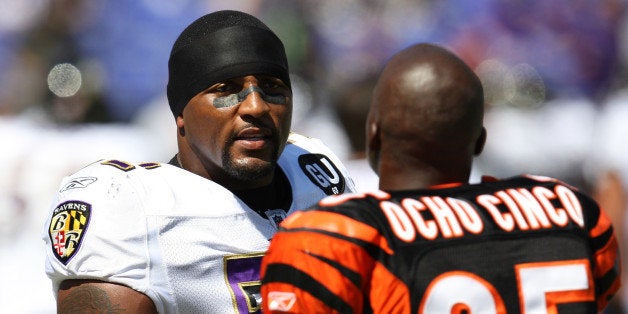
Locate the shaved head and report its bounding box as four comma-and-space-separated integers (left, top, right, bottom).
367, 43, 485, 190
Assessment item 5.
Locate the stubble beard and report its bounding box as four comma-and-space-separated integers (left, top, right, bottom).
222, 145, 278, 182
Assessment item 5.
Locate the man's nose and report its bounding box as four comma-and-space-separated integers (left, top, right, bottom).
238, 85, 270, 116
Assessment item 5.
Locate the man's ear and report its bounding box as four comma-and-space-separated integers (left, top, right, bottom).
367, 121, 380, 153
176, 115, 185, 137
366, 120, 381, 174
474, 127, 487, 155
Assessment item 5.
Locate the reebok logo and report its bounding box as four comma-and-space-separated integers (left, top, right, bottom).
267, 291, 296, 311
60, 177, 97, 192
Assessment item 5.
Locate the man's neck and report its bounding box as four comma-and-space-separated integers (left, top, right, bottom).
170, 154, 292, 215
168, 155, 181, 167
233, 167, 292, 215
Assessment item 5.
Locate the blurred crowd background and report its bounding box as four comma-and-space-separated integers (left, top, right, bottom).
2, 0, 628, 312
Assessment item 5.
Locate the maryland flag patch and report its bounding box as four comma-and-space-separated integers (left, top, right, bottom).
48, 200, 91, 264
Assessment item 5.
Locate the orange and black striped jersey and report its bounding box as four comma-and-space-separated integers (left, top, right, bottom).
261, 175, 621, 313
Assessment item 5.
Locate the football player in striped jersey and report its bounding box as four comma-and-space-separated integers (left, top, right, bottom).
261, 43, 620, 313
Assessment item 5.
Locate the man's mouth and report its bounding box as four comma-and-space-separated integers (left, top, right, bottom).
235, 128, 273, 150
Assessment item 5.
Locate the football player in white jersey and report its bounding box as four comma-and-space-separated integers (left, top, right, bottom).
42, 10, 355, 313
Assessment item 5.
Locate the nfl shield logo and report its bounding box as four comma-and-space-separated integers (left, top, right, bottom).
48, 200, 92, 264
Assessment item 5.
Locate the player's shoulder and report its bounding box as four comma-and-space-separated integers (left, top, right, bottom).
478, 174, 596, 206
281, 132, 357, 194
309, 190, 390, 220
58, 159, 173, 194
279, 190, 390, 235
281, 133, 332, 165
285, 132, 327, 152
317, 190, 390, 208
496, 174, 581, 191
70, 158, 163, 174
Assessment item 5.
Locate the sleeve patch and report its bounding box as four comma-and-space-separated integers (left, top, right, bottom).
48, 200, 92, 265
298, 154, 346, 196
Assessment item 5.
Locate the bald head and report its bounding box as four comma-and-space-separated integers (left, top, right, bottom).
367, 43, 485, 189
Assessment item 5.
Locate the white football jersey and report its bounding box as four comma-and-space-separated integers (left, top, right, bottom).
43, 133, 355, 313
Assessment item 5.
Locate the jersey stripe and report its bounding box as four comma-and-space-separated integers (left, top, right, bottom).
368, 262, 411, 313
307, 252, 363, 287
281, 211, 394, 254
263, 263, 353, 312
590, 207, 612, 238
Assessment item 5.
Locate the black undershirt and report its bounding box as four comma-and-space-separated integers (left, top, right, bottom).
168, 155, 292, 217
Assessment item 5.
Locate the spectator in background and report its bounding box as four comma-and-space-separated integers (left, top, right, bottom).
329, 75, 379, 191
